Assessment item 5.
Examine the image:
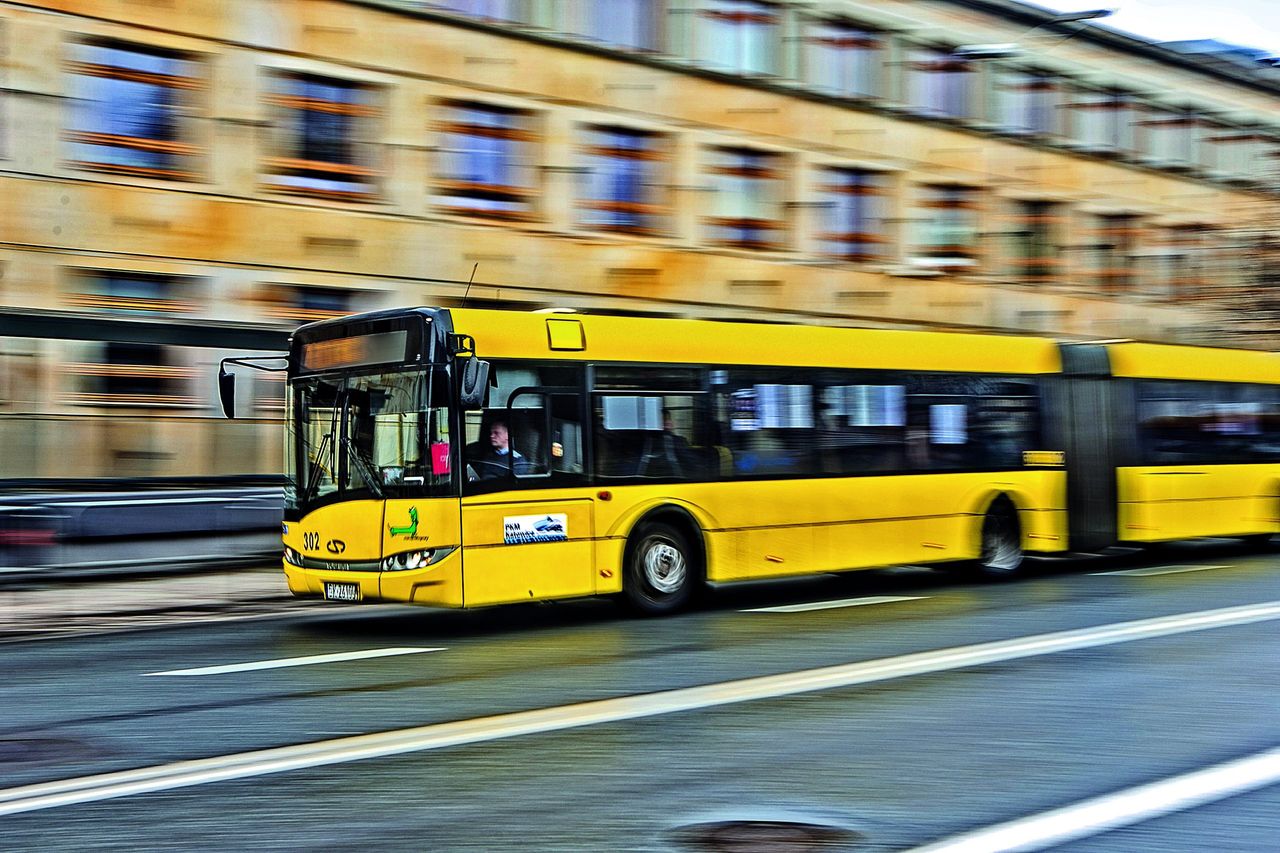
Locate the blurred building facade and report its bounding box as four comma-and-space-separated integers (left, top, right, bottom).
0, 0, 1278, 480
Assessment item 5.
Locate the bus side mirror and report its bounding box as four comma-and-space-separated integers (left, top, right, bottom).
218, 367, 236, 418
459, 358, 490, 409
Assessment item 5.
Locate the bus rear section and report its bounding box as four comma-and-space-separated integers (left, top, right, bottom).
1058, 342, 1280, 550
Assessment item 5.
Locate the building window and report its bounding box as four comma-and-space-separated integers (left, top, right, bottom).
1139, 106, 1196, 168
994, 69, 1058, 136
1208, 125, 1269, 182
434, 102, 536, 218
705, 147, 786, 250
908, 48, 973, 120
1152, 225, 1215, 300
816, 168, 887, 262
1008, 202, 1062, 284
65, 270, 197, 315
1094, 214, 1142, 292
68, 342, 195, 407
1068, 89, 1133, 153
579, 126, 667, 235
425, 0, 526, 23
913, 185, 980, 267
559, 0, 659, 52
264, 73, 379, 199
67, 42, 200, 180
1197, 117, 1228, 174
695, 0, 779, 76
258, 284, 355, 324
62, 269, 199, 407
804, 20, 880, 98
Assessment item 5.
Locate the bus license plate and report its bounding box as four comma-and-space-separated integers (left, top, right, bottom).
324, 582, 361, 602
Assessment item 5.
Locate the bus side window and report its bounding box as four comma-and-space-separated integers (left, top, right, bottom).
593, 394, 709, 480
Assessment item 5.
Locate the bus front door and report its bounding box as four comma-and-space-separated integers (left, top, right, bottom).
461, 390, 596, 606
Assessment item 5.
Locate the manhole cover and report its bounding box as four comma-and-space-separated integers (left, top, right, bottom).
670, 819, 864, 852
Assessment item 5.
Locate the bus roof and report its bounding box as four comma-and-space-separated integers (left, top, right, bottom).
1106, 342, 1280, 384
448, 309, 1063, 374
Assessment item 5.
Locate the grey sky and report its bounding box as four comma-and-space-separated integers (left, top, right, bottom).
1045, 0, 1280, 55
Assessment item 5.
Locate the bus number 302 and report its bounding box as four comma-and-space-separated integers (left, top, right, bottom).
303, 532, 320, 551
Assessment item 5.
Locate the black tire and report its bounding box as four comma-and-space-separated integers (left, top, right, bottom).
966, 497, 1025, 580
1237, 533, 1274, 550
622, 520, 698, 615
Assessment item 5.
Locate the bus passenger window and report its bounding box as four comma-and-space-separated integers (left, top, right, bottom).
711, 373, 817, 477
593, 394, 707, 480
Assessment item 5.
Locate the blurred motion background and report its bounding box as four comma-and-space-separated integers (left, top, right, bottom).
0, 0, 1277, 572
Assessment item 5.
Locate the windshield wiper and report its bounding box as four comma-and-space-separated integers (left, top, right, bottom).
303, 432, 332, 504
341, 435, 385, 499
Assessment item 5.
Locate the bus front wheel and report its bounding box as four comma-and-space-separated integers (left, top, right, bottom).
622, 520, 696, 615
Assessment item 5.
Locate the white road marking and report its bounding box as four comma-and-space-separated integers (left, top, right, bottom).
744, 595, 925, 613
144, 647, 444, 677
1092, 564, 1233, 577
4, 600, 1279, 815
909, 745, 1280, 852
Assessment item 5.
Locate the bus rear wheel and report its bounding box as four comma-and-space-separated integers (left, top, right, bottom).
622, 520, 696, 615
1237, 533, 1274, 550
968, 498, 1024, 580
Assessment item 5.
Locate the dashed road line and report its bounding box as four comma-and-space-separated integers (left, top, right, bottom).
744, 595, 926, 613
144, 647, 445, 677
1092, 564, 1233, 577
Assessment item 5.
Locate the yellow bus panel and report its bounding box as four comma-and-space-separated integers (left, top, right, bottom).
1107, 343, 1280, 384
450, 309, 1063, 375
1117, 465, 1280, 542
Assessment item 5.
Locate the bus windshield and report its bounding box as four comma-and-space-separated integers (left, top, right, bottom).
286, 367, 453, 511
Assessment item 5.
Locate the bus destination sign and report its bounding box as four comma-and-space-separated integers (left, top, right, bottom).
301, 330, 409, 371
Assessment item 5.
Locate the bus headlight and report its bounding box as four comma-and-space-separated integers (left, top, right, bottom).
283, 547, 302, 566
380, 547, 455, 571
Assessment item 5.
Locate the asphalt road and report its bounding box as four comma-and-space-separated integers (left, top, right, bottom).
1, 541, 1278, 852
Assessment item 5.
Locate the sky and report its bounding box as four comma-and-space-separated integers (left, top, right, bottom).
1043, 0, 1280, 56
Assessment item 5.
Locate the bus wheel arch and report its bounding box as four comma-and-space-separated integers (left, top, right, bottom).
969, 492, 1025, 579
1239, 481, 1280, 548
620, 505, 707, 616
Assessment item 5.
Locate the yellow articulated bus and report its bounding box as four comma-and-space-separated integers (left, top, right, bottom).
217, 307, 1279, 614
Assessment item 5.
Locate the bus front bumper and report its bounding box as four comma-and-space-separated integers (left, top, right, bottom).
283, 553, 463, 608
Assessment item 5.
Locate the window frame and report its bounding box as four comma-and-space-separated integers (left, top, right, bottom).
433, 100, 539, 220
802, 16, 882, 99
577, 124, 670, 236
66, 39, 204, 181
704, 145, 788, 251
262, 71, 382, 201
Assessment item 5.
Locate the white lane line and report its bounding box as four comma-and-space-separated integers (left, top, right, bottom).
4, 599, 1279, 816
1093, 564, 1233, 577
745, 595, 925, 613
144, 647, 444, 677
909, 745, 1280, 852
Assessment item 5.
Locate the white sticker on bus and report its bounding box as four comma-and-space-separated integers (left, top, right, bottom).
503, 514, 569, 545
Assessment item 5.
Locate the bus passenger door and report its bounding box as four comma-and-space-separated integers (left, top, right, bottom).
461, 389, 595, 606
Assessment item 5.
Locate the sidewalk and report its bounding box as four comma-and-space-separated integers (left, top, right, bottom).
0, 565, 299, 640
